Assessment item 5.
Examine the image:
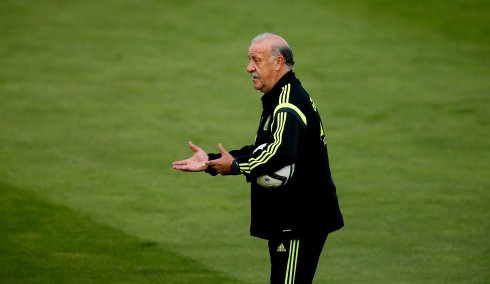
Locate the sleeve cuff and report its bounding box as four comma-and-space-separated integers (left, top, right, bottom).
231, 159, 241, 175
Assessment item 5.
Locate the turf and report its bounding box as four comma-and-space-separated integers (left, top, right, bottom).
1, 0, 489, 283
0, 181, 244, 283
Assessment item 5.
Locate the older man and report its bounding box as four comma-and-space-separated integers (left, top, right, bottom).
172, 33, 343, 284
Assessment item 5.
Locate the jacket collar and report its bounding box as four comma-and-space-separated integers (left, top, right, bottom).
261, 71, 296, 108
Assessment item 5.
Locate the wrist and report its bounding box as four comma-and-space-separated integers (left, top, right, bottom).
231, 159, 241, 175
204, 163, 218, 176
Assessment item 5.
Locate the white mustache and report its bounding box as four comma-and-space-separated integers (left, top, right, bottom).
251, 72, 259, 78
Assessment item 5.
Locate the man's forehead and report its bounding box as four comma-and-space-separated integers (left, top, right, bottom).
248, 41, 270, 56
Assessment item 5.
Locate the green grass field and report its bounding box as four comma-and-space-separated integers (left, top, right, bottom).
1, 0, 489, 283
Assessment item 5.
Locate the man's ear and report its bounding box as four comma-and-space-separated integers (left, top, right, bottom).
275, 55, 285, 71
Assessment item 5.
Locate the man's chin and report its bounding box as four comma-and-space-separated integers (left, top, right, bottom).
252, 80, 267, 92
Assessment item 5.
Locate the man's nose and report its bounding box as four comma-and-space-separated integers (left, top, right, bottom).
246, 62, 254, 73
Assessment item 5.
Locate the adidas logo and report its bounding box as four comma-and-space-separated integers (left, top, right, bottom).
277, 243, 287, 252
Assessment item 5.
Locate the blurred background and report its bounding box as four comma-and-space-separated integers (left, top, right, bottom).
1, 0, 489, 283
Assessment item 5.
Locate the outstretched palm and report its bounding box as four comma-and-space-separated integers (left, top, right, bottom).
172, 141, 209, 172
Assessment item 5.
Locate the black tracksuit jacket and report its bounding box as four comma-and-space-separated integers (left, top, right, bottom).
208, 71, 343, 240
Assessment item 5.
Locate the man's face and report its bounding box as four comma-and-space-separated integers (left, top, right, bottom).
247, 40, 277, 93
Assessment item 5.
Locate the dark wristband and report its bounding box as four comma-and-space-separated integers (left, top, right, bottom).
231, 159, 241, 175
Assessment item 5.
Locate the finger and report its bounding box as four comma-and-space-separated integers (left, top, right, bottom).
188, 141, 200, 153
172, 160, 188, 166
188, 141, 196, 152
217, 143, 228, 155
172, 164, 187, 170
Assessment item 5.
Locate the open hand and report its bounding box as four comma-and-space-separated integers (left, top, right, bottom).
172, 141, 209, 172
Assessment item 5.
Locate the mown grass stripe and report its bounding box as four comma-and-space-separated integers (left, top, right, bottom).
0, 180, 245, 284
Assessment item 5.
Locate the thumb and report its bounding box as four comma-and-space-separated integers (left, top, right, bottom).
217, 143, 229, 155
188, 141, 199, 153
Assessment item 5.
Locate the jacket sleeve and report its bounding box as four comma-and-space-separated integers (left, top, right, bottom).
234, 105, 307, 177
230, 145, 256, 158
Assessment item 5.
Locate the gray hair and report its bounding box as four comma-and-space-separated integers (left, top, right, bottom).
251, 33, 295, 67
